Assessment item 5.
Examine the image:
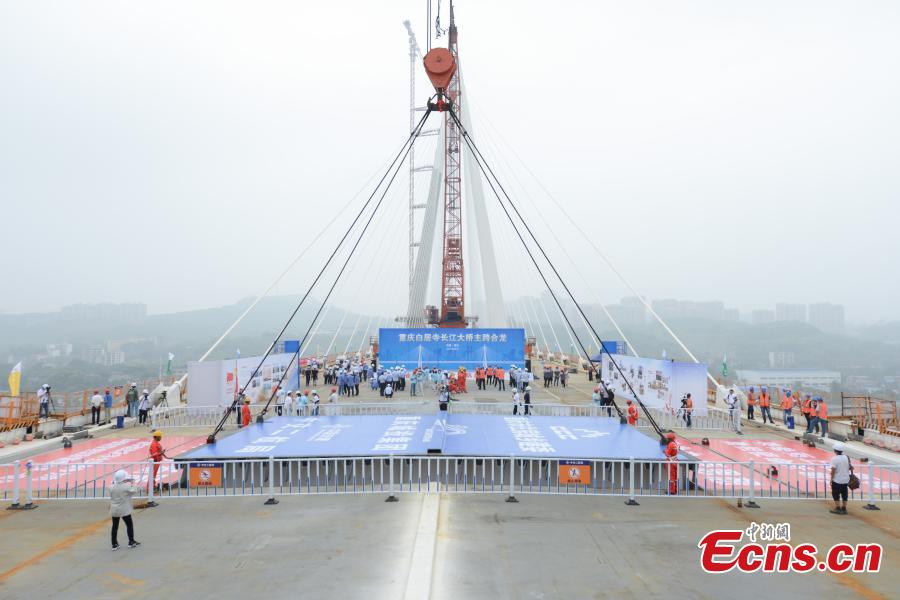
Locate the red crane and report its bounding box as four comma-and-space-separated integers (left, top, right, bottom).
423, 3, 466, 328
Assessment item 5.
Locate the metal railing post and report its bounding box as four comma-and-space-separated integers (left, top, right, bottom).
22, 461, 36, 509
745, 460, 759, 508
625, 457, 639, 506
145, 459, 158, 507
265, 456, 279, 505
385, 454, 398, 502
864, 462, 880, 510
7, 460, 21, 510
506, 454, 518, 503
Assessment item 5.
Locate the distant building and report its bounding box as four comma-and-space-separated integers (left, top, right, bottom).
45, 343, 73, 358
723, 308, 740, 322
775, 303, 807, 323
768, 351, 796, 368
751, 310, 775, 325
106, 351, 126, 366
808, 303, 844, 334
735, 368, 841, 392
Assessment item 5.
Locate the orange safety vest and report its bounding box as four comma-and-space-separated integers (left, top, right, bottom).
818, 402, 827, 420
808, 402, 817, 418
685, 398, 693, 412
781, 395, 793, 410
149, 440, 164, 462
476, 369, 484, 380
746, 392, 756, 406
759, 392, 770, 407
241, 404, 252, 426
802, 399, 811, 414
496, 369, 504, 379
487, 368, 494, 377
627, 404, 638, 424
665, 441, 678, 459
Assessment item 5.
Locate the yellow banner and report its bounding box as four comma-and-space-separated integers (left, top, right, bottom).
8, 362, 21, 397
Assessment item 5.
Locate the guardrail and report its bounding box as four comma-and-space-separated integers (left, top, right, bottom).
5, 457, 898, 506
151, 401, 734, 431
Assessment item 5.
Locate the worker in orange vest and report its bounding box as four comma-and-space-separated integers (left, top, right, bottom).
816, 397, 829, 436
746, 386, 756, 420
457, 368, 467, 393
759, 386, 772, 424
475, 367, 485, 390
801, 393, 812, 429
241, 397, 252, 428
148, 430, 168, 491
626, 399, 638, 425
486, 366, 494, 386
807, 396, 818, 434
781, 390, 794, 428
495, 367, 505, 391
664, 432, 679, 495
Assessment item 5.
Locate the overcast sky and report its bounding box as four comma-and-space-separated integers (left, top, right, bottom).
2, 1, 898, 324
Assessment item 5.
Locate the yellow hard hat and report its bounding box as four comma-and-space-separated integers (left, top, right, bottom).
152, 430, 163, 438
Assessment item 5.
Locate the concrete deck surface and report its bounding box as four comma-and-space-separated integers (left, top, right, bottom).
1, 493, 897, 600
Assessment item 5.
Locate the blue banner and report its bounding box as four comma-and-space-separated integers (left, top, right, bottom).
178, 414, 680, 460
378, 328, 525, 371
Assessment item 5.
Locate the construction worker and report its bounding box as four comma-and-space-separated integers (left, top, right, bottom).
486, 366, 495, 387
725, 389, 742, 434
746, 386, 756, 421
512, 389, 522, 415
759, 386, 773, 424
807, 397, 819, 434
148, 430, 168, 491
626, 399, 638, 425
781, 390, 794, 428
241, 397, 252, 427
457, 368, 467, 393
523, 386, 532, 415
801, 393, 812, 429
817, 397, 829, 436
664, 432, 679, 495
496, 367, 505, 391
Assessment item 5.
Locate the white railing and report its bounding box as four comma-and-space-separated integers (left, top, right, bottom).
5, 457, 898, 504
150, 401, 734, 431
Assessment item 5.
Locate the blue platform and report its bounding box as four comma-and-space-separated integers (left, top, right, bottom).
178, 413, 682, 461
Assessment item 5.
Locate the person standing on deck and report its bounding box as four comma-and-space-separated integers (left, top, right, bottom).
725, 389, 742, 434
746, 386, 756, 421
148, 430, 169, 491
109, 470, 141, 550
759, 386, 773, 424
626, 399, 638, 425
241, 397, 252, 427
126, 384, 139, 419
781, 390, 794, 427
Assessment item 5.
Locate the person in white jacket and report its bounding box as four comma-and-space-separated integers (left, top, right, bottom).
109, 470, 141, 550
725, 389, 742, 434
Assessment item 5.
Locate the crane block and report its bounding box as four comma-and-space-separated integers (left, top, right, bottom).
423, 48, 456, 93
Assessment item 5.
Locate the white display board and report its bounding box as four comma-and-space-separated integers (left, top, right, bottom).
187, 352, 299, 407
601, 354, 708, 416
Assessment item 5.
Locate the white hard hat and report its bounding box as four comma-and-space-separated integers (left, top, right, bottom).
113, 470, 128, 484
131, 382, 137, 387
833, 442, 845, 453
43, 384, 50, 389
143, 389, 149, 394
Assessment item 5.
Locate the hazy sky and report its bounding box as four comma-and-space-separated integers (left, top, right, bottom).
2, 1, 898, 323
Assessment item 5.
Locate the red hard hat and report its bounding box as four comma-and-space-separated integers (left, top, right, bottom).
331, 388, 336, 392
626, 399, 632, 404
666, 432, 676, 440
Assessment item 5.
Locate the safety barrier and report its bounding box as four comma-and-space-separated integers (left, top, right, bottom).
151, 401, 733, 431
5, 457, 898, 505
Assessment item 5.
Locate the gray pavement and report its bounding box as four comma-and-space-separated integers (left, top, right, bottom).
1, 494, 897, 599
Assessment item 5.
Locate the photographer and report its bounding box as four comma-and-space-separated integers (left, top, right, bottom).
109, 470, 141, 550
37, 384, 51, 419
